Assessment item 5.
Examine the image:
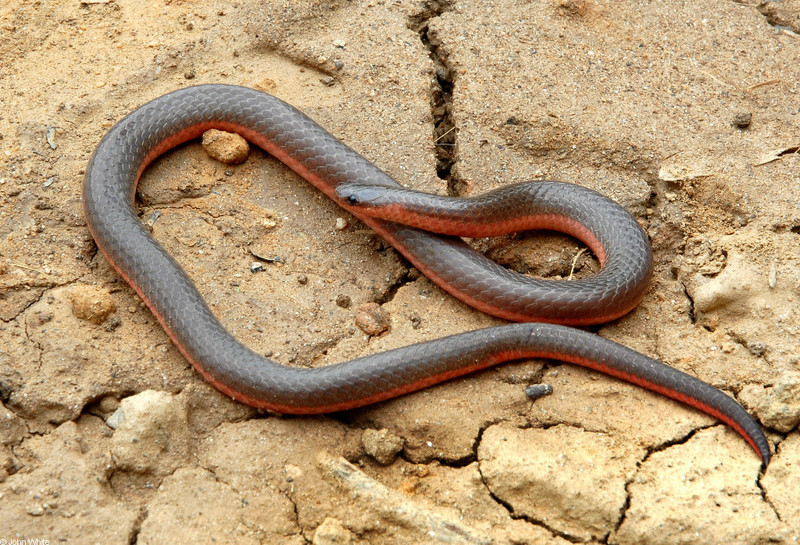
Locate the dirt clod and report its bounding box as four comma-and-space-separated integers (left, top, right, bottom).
362, 428, 404, 465
732, 111, 752, 129
110, 390, 190, 477
201, 129, 250, 165
313, 517, 354, 545
69, 284, 116, 324
354, 302, 391, 336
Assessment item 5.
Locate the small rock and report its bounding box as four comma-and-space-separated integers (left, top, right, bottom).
313, 517, 353, 545
362, 428, 404, 465
104, 315, 122, 332
106, 408, 125, 430
110, 390, 190, 476
26, 503, 45, 516
355, 302, 390, 336
335, 217, 348, 230
201, 129, 249, 165
746, 341, 768, 357
46, 127, 57, 149
335, 294, 351, 308
732, 112, 752, 129
525, 383, 554, 400
70, 284, 116, 325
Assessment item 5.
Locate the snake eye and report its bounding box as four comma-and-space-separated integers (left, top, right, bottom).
347, 195, 359, 205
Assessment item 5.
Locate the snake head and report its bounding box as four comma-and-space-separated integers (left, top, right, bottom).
335, 184, 391, 207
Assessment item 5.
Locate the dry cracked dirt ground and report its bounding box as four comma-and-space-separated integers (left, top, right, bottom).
2, 0, 800, 544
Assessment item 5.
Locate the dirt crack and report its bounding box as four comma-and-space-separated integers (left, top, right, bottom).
471, 421, 589, 544
641, 424, 709, 464
475, 462, 584, 544
678, 278, 698, 325
370, 268, 414, 306
609, 463, 637, 543
409, 1, 462, 195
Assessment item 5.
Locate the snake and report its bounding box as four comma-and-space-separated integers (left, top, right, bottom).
82, 84, 770, 465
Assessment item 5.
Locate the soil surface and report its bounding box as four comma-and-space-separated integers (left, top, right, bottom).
2, 0, 800, 544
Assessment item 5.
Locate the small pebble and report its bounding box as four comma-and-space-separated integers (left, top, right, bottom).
144, 210, 162, 230
525, 383, 554, 400
202, 129, 249, 165
747, 342, 767, 357
70, 284, 116, 325
104, 315, 122, 332
335, 217, 347, 230
335, 294, 351, 308
46, 127, 57, 149
250, 261, 264, 273
355, 302, 390, 336
106, 408, 125, 430
768, 260, 777, 289
732, 112, 752, 129
26, 504, 45, 516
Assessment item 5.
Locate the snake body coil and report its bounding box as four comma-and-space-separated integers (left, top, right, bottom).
83, 84, 770, 464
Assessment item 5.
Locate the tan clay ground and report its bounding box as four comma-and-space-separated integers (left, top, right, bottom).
2, 0, 800, 543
